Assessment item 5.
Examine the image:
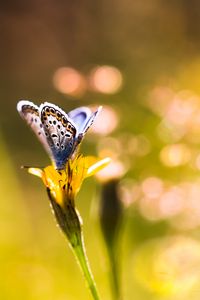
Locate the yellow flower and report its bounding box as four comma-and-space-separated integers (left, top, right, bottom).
26, 154, 110, 300
28, 155, 111, 207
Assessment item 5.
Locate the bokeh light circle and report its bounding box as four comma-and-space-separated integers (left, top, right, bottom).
89, 65, 123, 94
53, 67, 86, 96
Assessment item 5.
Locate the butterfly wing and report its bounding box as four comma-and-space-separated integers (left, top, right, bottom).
69, 106, 102, 136
80, 106, 102, 135
39, 102, 77, 169
17, 100, 53, 159
17, 101, 101, 170
68, 107, 92, 133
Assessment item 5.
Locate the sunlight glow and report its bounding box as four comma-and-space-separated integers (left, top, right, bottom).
141, 177, 163, 199
53, 67, 86, 96
97, 137, 122, 159
133, 236, 200, 297
118, 179, 141, 207
159, 187, 184, 218
147, 86, 200, 144
160, 143, 191, 167
90, 105, 119, 135
89, 65, 123, 94
95, 160, 126, 182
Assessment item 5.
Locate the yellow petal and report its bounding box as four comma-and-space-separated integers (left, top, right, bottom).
26, 155, 111, 206
86, 157, 111, 177
70, 156, 87, 195
43, 166, 66, 206
28, 167, 43, 178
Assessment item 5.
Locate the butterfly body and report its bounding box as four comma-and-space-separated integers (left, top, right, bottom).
17, 101, 101, 170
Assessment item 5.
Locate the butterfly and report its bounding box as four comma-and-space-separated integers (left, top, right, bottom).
17, 100, 102, 170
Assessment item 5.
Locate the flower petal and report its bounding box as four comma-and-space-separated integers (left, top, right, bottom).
86, 157, 111, 177
26, 155, 111, 206
28, 167, 43, 178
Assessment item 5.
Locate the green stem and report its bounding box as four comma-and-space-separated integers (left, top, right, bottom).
73, 239, 100, 300
47, 189, 101, 300
107, 246, 121, 300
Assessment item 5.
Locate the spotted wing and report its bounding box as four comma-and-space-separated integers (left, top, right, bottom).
39, 102, 77, 169
17, 100, 53, 159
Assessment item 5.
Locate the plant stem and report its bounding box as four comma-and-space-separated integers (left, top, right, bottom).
73, 238, 100, 300
108, 246, 121, 300
47, 190, 101, 300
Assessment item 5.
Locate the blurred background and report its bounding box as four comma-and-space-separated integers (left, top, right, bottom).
1, 0, 200, 299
